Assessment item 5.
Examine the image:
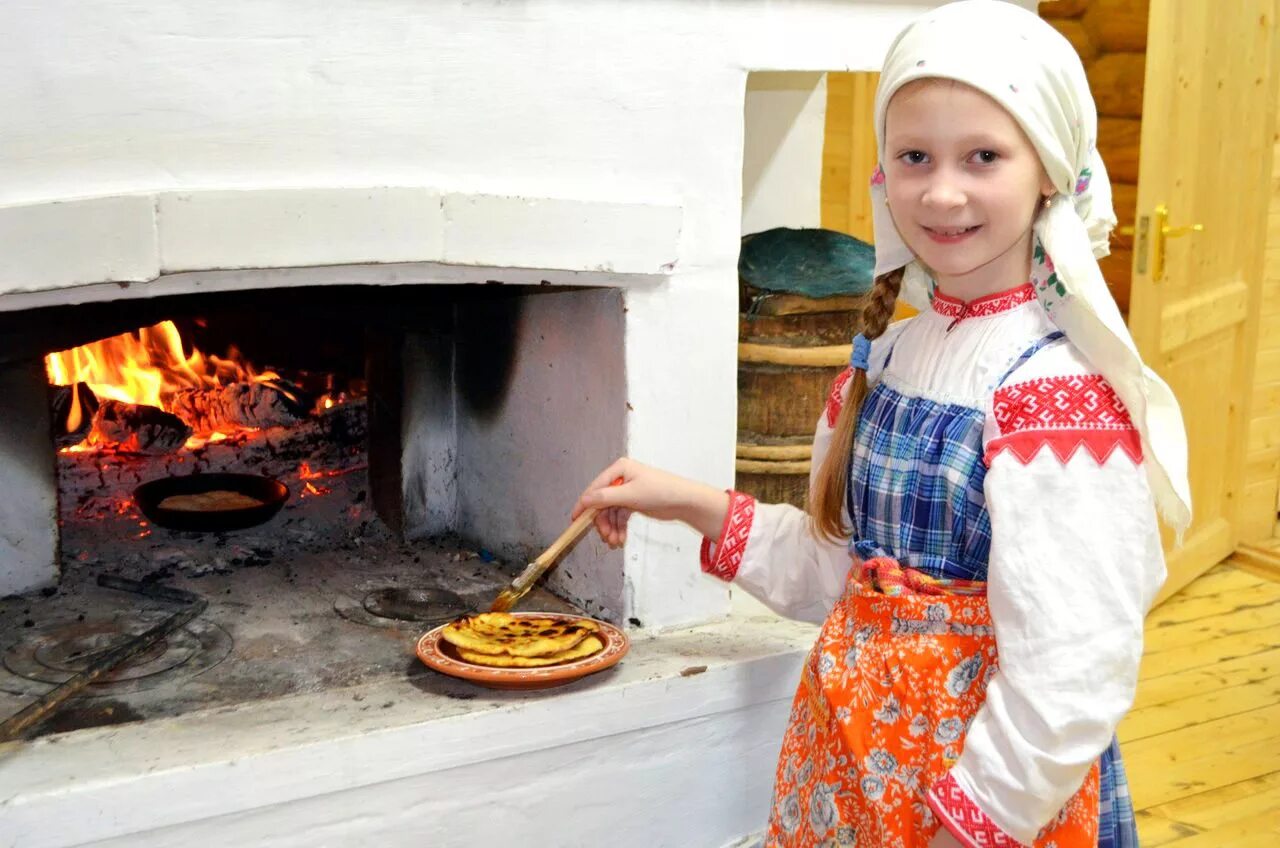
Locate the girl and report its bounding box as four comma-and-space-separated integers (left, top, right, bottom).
574, 2, 1190, 846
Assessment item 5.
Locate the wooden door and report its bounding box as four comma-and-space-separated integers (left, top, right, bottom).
1127, 1, 1280, 603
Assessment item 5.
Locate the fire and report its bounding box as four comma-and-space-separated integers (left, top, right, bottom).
45, 320, 281, 449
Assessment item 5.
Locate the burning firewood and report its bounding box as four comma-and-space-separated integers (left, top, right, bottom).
169, 381, 309, 434
49, 382, 99, 439
90, 401, 192, 454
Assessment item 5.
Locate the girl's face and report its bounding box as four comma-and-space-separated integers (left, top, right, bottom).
883, 80, 1055, 296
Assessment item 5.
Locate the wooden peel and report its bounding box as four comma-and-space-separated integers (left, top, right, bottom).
489, 477, 624, 613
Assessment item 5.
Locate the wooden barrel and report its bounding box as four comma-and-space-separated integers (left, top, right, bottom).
736, 292, 871, 508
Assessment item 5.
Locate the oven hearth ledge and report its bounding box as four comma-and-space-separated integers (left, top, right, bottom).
0, 614, 815, 848
0, 189, 683, 303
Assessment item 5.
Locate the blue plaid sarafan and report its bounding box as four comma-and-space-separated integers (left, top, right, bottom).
846, 384, 993, 581
845, 332, 1063, 582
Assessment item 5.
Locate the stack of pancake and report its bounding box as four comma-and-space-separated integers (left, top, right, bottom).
441, 613, 604, 667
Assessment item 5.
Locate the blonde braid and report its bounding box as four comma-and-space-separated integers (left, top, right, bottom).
810, 268, 904, 542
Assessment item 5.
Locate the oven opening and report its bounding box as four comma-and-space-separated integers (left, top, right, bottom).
0, 282, 626, 735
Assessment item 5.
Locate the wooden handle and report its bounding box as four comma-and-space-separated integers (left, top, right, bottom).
531, 509, 599, 567
530, 475, 625, 566
489, 477, 625, 612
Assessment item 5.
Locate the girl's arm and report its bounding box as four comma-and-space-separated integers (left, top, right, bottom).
927, 365, 1165, 845
696, 487, 851, 623
573, 371, 860, 624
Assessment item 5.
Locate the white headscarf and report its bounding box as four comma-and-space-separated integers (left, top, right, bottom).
870, 0, 1191, 532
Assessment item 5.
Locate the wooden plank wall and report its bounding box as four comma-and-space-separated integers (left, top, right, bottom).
819, 71, 880, 244
1243, 105, 1280, 541
1040, 0, 1148, 315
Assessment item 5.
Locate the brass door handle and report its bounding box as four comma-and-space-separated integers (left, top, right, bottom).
1164, 223, 1205, 239
1117, 219, 1203, 238
1120, 204, 1203, 281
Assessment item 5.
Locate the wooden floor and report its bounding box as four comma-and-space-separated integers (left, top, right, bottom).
1118, 552, 1280, 844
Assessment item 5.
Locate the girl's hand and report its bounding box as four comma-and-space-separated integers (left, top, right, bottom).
571, 457, 730, 548
928, 827, 964, 848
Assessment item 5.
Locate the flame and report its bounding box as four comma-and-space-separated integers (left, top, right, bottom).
45, 320, 281, 449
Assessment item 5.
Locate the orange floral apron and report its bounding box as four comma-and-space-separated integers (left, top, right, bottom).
765, 560, 1099, 847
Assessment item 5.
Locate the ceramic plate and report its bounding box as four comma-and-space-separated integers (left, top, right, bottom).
416, 612, 629, 690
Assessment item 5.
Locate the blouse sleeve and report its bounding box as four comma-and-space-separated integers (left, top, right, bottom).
699, 368, 852, 624
926, 361, 1168, 845
699, 324, 908, 624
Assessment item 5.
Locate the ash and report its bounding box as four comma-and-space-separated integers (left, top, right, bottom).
0, 402, 577, 736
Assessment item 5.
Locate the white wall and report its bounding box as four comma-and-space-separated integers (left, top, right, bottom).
742, 72, 828, 236
0, 1, 930, 211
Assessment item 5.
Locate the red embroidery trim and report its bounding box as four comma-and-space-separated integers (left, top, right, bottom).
825, 367, 855, 428
993, 374, 1133, 432
699, 490, 756, 582
986, 374, 1143, 466
932, 283, 1036, 321
927, 772, 1026, 848
986, 429, 1143, 466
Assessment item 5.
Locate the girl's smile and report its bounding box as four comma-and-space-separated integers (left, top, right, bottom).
922, 224, 981, 243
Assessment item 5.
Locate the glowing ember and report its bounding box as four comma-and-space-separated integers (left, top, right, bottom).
300, 462, 334, 496
299, 461, 367, 480
45, 320, 284, 451
182, 430, 241, 451
296, 461, 366, 498
302, 481, 332, 497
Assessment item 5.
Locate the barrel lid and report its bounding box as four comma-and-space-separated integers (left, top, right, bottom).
739, 228, 875, 301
